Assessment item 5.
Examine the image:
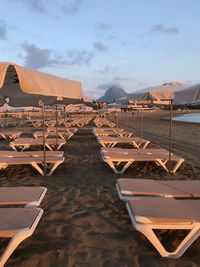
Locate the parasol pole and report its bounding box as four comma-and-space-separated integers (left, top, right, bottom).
41, 103, 46, 176
55, 104, 58, 150
140, 103, 144, 139
116, 112, 119, 128
4, 110, 7, 135
63, 105, 67, 136
168, 99, 173, 174
126, 109, 128, 128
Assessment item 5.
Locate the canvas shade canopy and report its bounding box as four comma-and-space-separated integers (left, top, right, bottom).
127, 81, 189, 104
174, 83, 200, 105
0, 62, 83, 106
127, 81, 191, 174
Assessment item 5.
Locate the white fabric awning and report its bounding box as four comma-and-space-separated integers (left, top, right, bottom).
128, 82, 189, 102
0, 62, 83, 106
174, 84, 200, 105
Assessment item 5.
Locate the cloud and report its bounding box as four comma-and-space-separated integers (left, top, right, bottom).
93, 41, 109, 52
0, 19, 7, 39
97, 82, 116, 91
96, 65, 111, 74
10, 0, 46, 12
95, 23, 112, 31
107, 34, 117, 40
22, 43, 65, 69
21, 42, 94, 69
66, 50, 95, 65
113, 76, 129, 82
151, 24, 179, 35
61, 0, 81, 14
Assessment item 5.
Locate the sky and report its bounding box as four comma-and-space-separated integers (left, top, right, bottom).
1, 0, 200, 100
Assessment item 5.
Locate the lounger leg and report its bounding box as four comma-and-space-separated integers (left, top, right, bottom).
131, 142, 139, 149
45, 144, 53, 151
171, 159, 184, 174
105, 160, 120, 173
57, 144, 63, 150
142, 141, 150, 149
110, 143, 116, 147
46, 161, 63, 176
9, 144, 17, 151
21, 145, 30, 152
31, 162, 45, 176
120, 160, 134, 174
170, 225, 200, 258
156, 159, 169, 172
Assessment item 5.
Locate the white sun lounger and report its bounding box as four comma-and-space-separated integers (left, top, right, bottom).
97, 136, 150, 149
126, 197, 200, 258
33, 131, 73, 140
0, 187, 47, 207
10, 138, 66, 151
0, 156, 64, 176
102, 153, 184, 174
101, 147, 170, 155
0, 207, 43, 267
0, 131, 22, 141
116, 179, 200, 201
47, 127, 77, 134
0, 151, 64, 158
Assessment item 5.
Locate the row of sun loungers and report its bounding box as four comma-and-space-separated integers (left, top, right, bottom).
92, 124, 184, 174
93, 119, 198, 258
0, 115, 93, 265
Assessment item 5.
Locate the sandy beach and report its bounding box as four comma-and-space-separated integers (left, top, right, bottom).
0, 112, 200, 267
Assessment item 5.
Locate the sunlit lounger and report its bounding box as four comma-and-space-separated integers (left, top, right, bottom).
116, 178, 200, 201
10, 138, 66, 151
126, 197, 200, 258
0, 207, 43, 266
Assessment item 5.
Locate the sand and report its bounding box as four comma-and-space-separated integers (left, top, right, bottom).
0, 112, 200, 267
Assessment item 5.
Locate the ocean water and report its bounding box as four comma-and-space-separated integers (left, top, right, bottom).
173, 113, 200, 123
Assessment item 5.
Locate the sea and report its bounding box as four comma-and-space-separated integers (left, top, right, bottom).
173, 113, 200, 124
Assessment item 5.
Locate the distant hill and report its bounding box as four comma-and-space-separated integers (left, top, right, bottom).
96, 85, 127, 103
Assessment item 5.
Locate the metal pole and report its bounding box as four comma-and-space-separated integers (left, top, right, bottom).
116, 112, 119, 128
63, 106, 67, 136
168, 99, 173, 174
4, 111, 7, 135
126, 110, 128, 128
140, 105, 144, 139
55, 105, 58, 150
42, 105, 46, 176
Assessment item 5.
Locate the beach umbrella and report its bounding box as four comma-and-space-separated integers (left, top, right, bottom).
174, 83, 200, 105
128, 82, 190, 173
0, 62, 83, 175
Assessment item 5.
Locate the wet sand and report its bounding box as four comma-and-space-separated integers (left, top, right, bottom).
0, 114, 200, 267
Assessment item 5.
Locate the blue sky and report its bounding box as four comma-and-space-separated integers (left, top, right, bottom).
0, 0, 200, 99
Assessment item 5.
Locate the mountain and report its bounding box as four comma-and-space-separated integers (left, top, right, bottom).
96, 85, 127, 103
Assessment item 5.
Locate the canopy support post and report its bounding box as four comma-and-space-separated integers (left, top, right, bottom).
169, 99, 173, 174
140, 104, 144, 139
42, 104, 46, 176
55, 105, 58, 150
